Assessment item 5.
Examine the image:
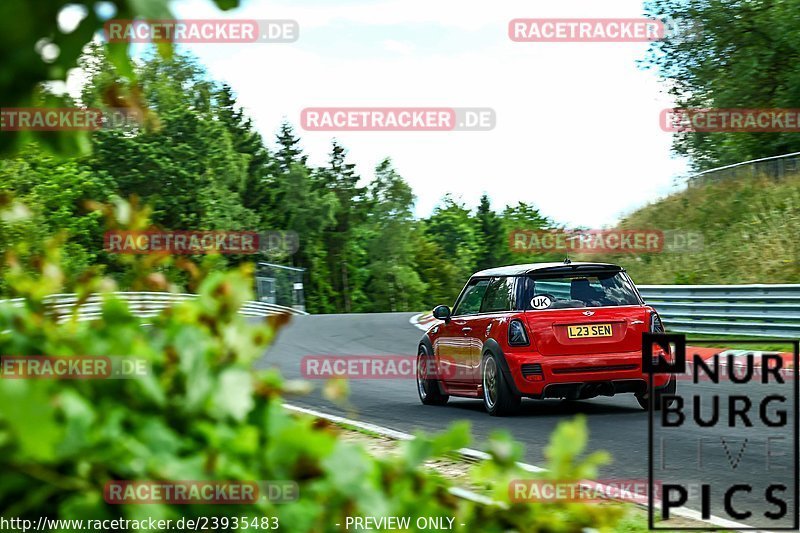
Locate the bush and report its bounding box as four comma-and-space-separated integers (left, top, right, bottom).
0, 202, 627, 532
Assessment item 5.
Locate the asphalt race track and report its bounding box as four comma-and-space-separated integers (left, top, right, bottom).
257, 312, 797, 528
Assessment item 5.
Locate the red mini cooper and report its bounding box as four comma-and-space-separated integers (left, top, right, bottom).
416, 261, 676, 416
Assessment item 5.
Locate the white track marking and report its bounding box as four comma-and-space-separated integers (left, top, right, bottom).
283, 402, 754, 531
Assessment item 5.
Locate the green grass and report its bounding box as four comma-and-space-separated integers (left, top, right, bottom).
682, 333, 795, 352
574, 172, 800, 285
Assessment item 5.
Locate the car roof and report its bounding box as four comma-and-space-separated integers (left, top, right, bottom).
472, 262, 622, 278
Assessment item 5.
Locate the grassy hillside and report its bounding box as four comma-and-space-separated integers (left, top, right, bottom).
591, 173, 800, 284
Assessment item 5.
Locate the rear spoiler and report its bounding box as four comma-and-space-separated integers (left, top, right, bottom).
526, 264, 624, 278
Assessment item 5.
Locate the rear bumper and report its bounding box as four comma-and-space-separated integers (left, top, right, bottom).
505, 350, 672, 398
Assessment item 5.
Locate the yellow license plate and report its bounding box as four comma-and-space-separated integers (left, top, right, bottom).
567, 324, 613, 338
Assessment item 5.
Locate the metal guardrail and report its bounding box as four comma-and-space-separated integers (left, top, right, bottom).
638, 284, 800, 338
4, 286, 797, 337
0, 292, 308, 322
687, 151, 800, 186
536, 282, 799, 338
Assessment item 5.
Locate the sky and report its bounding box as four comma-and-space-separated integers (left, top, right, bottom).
68, 0, 692, 228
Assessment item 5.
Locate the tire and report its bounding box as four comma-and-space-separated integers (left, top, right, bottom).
482, 352, 521, 416
417, 345, 449, 406
636, 376, 677, 410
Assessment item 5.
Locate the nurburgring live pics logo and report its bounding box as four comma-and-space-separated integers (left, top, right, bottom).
644, 334, 799, 530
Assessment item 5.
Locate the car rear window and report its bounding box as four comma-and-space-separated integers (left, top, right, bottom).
524, 271, 641, 309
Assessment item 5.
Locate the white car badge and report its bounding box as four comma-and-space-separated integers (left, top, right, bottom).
582, 311, 595, 316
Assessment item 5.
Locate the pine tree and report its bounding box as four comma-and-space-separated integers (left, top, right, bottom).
475, 193, 508, 270
275, 120, 307, 173
215, 84, 275, 213
320, 140, 367, 312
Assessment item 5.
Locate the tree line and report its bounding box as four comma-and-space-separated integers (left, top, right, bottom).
0, 47, 555, 313
6, 0, 798, 311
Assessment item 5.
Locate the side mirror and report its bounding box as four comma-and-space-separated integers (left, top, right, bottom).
432, 305, 451, 322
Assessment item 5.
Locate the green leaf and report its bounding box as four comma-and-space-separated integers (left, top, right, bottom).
128, 0, 173, 19
57, 389, 97, 456
210, 368, 254, 421
105, 42, 134, 81
402, 421, 471, 467
0, 380, 63, 462
212, 0, 241, 10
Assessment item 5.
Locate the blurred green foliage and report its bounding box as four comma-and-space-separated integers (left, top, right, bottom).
472, 416, 623, 532
0, 200, 627, 532
0, 0, 240, 156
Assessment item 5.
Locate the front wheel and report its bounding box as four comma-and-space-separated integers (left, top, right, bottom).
417, 345, 449, 406
636, 376, 677, 410
482, 352, 521, 416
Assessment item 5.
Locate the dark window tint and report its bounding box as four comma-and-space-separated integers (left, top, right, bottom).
453, 279, 490, 316
480, 277, 515, 313
525, 271, 640, 309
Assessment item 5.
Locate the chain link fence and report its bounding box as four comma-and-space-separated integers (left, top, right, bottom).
255, 262, 306, 313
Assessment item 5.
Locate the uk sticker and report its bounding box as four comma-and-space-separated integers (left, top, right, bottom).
644, 335, 799, 530
530, 295, 552, 309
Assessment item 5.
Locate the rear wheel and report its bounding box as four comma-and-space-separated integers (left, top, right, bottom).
482, 352, 521, 416
417, 345, 449, 406
636, 376, 677, 410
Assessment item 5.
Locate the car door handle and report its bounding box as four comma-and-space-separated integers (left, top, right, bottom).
462, 327, 472, 332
